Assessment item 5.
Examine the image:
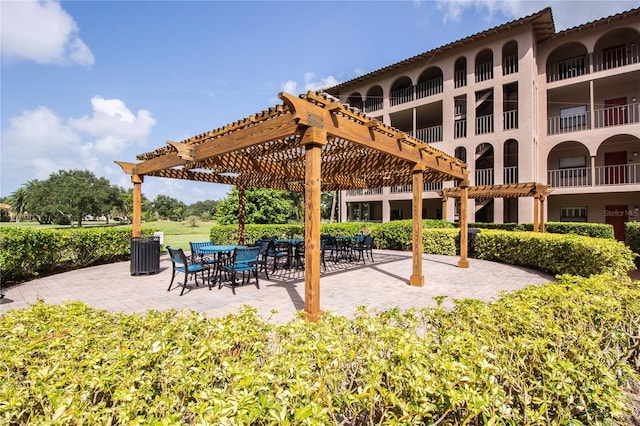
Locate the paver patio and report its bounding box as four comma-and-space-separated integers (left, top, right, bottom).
1, 250, 555, 324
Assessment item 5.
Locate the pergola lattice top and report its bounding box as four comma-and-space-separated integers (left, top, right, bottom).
116, 91, 468, 190
438, 183, 551, 201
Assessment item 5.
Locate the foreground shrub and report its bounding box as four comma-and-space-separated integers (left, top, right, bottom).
474, 230, 636, 277
1, 274, 638, 424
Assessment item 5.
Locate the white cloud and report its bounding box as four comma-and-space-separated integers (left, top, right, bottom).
435, 0, 640, 30
303, 72, 339, 91
2, 97, 155, 195
0, 0, 95, 67
281, 80, 298, 94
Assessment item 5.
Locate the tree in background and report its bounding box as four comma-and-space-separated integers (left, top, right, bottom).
8, 179, 40, 221
186, 199, 218, 220
24, 170, 124, 227
153, 195, 187, 221
215, 187, 290, 225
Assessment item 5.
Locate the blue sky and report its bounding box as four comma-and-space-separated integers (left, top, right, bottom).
2, 0, 639, 205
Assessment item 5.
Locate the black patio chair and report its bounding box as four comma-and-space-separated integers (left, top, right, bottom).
222, 246, 261, 295
352, 235, 375, 263
189, 241, 218, 267
167, 246, 211, 295
256, 239, 271, 279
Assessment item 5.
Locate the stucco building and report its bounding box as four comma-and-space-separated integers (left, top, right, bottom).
326, 7, 640, 240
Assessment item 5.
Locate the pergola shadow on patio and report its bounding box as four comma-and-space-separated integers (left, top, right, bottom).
116, 91, 470, 320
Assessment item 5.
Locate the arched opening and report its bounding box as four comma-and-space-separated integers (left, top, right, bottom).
502, 40, 518, 75
365, 85, 383, 112
454, 57, 467, 88
475, 143, 494, 185
416, 67, 443, 99
390, 76, 414, 106
595, 134, 640, 185
504, 139, 518, 184
346, 92, 363, 111
455, 146, 467, 163
593, 28, 640, 71
546, 42, 588, 82
475, 49, 493, 82
546, 141, 590, 187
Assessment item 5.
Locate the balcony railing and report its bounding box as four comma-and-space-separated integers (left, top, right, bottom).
454, 119, 467, 139
547, 113, 590, 135
503, 110, 518, 130
595, 164, 640, 185
389, 182, 444, 194
415, 77, 443, 99
502, 55, 518, 75
546, 55, 588, 82
475, 62, 493, 82
454, 70, 466, 88
346, 188, 383, 196
475, 114, 494, 135
475, 168, 494, 186
504, 166, 518, 184
548, 164, 640, 188
390, 87, 414, 106
592, 44, 640, 72
364, 98, 383, 113
410, 125, 443, 143
594, 103, 640, 128
547, 167, 591, 187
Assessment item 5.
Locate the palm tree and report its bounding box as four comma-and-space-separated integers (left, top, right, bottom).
9, 180, 40, 220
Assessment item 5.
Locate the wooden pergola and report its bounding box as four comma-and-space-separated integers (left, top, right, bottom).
116, 91, 469, 320
438, 182, 551, 232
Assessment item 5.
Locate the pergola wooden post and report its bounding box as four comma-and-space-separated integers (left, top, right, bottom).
458, 180, 470, 268
538, 195, 546, 233
301, 126, 326, 321
238, 186, 246, 245
132, 175, 143, 238
533, 196, 540, 232
410, 167, 424, 286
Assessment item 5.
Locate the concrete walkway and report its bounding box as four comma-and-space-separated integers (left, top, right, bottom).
1, 250, 555, 324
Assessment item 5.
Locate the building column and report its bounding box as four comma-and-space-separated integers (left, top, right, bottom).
301, 127, 327, 321
410, 168, 424, 286
132, 175, 143, 238
590, 155, 596, 186
441, 196, 448, 221
382, 198, 391, 223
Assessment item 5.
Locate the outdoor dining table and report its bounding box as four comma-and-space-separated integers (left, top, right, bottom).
198, 244, 247, 284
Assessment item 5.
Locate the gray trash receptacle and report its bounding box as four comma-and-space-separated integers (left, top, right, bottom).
130, 236, 160, 275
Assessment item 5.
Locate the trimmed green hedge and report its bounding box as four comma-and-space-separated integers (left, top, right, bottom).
0, 227, 155, 282
468, 221, 615, 238
627, 221, 640, 267
474, 230, 636, 277
545, 221, 615, 239
2, 273, 638, 424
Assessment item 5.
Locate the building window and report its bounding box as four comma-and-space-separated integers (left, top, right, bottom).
560, 105, 587, 129
560, 207, 587, 222
559, 155, 587, 178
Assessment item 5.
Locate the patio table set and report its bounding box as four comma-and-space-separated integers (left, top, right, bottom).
165, 235, 375, 296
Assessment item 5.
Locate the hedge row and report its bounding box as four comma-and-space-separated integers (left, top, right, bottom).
474, 230, 636, 277
627, 221, 640, 267
2, 273, 638, 424
468, 221, 615, 239
0, 227, 155, 282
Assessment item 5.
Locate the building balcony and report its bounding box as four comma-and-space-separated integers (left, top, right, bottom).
475, 62, 493, 82
504, 166, 518, 184
364, 98, 383, 113
548, 103, 639, 135
390, 87, 414, 106
475, 168, 494, 186
416, 77, 444, 99
346, 188, 383, 196
546, 45, 640, 83
454, 119, 467, 139
454, 70, 466, 88
502, 55, 518, 75
389, 182, 444, 194
593, 102, 640, 128
547, 164, 640, 188
409, 125, 443, 143
475, 114, 494, 135
503, 110, 518, 130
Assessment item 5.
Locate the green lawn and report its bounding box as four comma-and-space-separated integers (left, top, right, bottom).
0, 219, 217, 252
